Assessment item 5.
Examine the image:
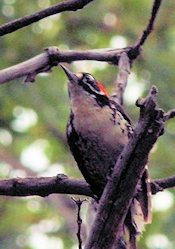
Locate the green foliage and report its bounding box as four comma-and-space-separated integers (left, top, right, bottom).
0, 0, 175, 248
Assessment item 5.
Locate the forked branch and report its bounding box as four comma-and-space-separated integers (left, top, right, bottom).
0, 47, 133, 85
85, 87, 165, 249
0, 0, 163, 85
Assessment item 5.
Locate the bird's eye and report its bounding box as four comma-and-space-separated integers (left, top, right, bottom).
81, 73, 102, 93
83, 74, 100, 91
86, 75, 95, 82
83, 74, 95, 83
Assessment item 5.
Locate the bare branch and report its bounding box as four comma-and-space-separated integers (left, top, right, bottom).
72, 198, 86, 249
110, 0, 163, 105
0, 174, 174, 198
0, 0, 94, 36
152, 176, 175, 194
135, 0, 162, 49
0, 46, 134, 85
0, 1, 163, 86
0, 174, 93, 197
111, 52, 131, 105
164, 109, 175, 121
85, 87, 165, 249
0, 52, 49, 85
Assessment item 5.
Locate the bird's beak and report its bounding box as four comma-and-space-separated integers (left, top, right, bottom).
60, 64, 80, 83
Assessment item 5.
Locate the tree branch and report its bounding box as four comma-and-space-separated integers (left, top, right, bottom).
0, 0, 94, 36
0, 174, 92, 197
163, 109, 175, 121
0, 174, 174, 198
85, 87, 165, 249
152, 176, 175, 194
0, 0, 162, 86
0, 47, 135, 85
135, 0, 162, 49
111, 52, 131, 105
72, 198, 86, 249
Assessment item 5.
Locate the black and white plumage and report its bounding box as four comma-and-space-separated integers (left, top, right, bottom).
60, 64, 152, 248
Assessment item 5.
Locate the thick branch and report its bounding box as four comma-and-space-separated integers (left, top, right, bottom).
0, 175, 92, 197
0, 47, 134, 85
0, 0, 93, 36
85, 87, 165, 249
0, 174, 174, 198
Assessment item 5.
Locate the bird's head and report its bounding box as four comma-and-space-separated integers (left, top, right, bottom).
60, 64, 109, 107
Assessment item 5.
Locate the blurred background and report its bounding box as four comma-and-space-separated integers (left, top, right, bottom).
0, 0, 175, 248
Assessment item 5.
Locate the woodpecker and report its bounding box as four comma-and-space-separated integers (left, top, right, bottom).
60, 64, 151, 248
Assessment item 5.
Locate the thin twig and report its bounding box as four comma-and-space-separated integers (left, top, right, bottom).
72, 198, 86, 249
0, 0, 93, 36
135, 0, 162, 49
